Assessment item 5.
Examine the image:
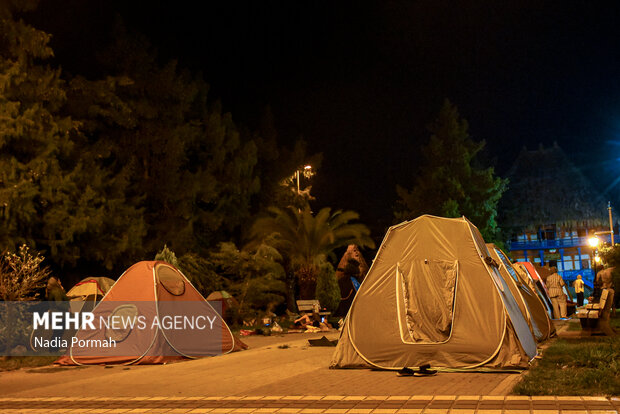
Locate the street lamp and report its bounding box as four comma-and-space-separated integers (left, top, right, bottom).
593, 202, 615, 245
588, 236, 600, 287
295, 165, 313, 194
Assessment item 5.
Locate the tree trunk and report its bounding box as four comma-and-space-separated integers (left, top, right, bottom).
297, 265, 318, 300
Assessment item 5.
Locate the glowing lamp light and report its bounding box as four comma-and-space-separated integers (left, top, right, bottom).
588, 236, 600, 248
595, 255, 602, 263
304, 165, 312, 170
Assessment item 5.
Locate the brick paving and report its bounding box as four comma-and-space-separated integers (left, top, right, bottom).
1, 323, 617, 413
0, 395, 618, 413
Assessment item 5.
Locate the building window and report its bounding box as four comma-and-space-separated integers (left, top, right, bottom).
581, 255, 591, 269
539, 226, 556, 240
563, 255, 573, 271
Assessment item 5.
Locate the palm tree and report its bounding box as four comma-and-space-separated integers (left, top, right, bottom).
250, 206, 375, 299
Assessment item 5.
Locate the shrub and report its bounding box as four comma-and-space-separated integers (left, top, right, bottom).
154, 244, 178, 267
0, 245, 50, 301
177, 252, 223, 297
315, 261, 341, 313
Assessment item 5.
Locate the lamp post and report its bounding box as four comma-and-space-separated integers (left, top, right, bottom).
594, 202, 615, 245
295, 165, 312, 195
608, 201, 614, 246
588, 236, 600, 283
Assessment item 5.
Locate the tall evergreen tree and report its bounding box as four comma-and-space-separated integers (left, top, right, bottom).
0, 2, 144, 269
394, 99, 507, 240
0, 2, 72, 251
0, 2, 146, 269
90, 24, 260, 255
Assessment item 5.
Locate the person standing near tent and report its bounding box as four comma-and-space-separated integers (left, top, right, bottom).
573, 274, 585, 307
46, 276, 69, 352
546, 267, 567, 319
46, 276, 68, 302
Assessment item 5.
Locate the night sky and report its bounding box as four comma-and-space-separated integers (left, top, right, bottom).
26, 0, 620, 232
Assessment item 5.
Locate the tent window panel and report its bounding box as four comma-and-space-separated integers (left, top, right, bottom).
157, 265, 185, 296
401, 259, 457, 343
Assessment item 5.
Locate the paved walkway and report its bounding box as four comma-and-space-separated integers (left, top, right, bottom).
1, 322, 617, 413
0, 395, 618, 413
0, 332, 521, 398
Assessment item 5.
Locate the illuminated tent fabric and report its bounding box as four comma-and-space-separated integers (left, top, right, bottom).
487, 245, 555, 341
67, 277, 115, 301
331, 215, 538, 371
206, 290, 239, 318
66, 276, 116, 314
56, 261, 246, 365
513, 262, 554, 319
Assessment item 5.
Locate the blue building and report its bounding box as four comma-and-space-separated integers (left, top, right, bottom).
500, 143, 617, 287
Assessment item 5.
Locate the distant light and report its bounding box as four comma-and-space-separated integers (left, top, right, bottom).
304, 165, 312, 170
595, 255, 602, 263
588, 237, 600, 248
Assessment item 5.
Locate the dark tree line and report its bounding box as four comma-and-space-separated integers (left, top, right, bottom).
0, 2, 376, 316
0, 2, 303, 275
0, 2, 509, 315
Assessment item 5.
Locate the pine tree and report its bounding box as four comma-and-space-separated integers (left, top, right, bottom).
93, 24, 261, 255
0, 3, 146, 269
395, 99, 507, 241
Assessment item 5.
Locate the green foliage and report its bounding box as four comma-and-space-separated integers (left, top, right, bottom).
0, 245, 49, 301
597, 244, 620, 306
154, 244, 178, 267
0, 11, 72, 253
176, 252, 223, 297
394, 99, 508, 241
208, 242, 286, 313
91, 24, 261, 255
272, 140, 323, 211
513, 335, 620, 396
0, 13, 267, 271
0, 9, 145, 269
250, 206, 375, 299
315, 261, 340, 313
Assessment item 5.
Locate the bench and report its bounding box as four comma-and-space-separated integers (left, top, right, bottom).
296, 299, 331, 317
577, 289, 615, 336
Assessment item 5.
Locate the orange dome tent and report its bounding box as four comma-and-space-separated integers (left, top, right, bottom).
56, 261, 246, 365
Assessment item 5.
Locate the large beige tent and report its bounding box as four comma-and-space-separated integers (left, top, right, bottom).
487, 244, 555, 342
331, 215, 538, 371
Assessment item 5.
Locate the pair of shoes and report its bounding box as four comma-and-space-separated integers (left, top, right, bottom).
415, 364, 437, 376
396, 365, 438, 377
396, 367, 414, 377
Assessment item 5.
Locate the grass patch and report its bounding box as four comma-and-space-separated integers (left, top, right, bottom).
0, 356, 58, 372
513, 319, 620, 396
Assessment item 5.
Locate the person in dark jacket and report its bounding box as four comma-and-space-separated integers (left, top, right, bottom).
45, 276, 69, 352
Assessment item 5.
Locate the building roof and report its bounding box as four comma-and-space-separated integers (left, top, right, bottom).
500, 143, 609, 232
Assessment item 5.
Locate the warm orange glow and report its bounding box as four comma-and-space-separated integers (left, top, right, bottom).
588, 237, 600, 248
